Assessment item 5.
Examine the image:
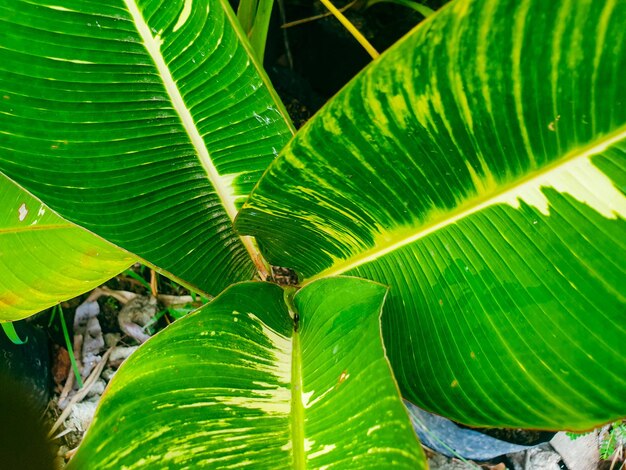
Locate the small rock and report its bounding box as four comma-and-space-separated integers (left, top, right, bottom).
74, 301, 99, 328
85, 378, 106, 399
427, 452, 477, 469
118, 296, 158, 344
508, 443, 563, 470
551, 431, 599, 470
108, 345, 139, 368
101, 368, 116, 382
104, 333, 121, 348
74, 300, 105, 378
66, 401, 98, 434
81, 317, 104, 377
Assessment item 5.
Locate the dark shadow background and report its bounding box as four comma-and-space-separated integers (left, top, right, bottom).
0, 374, 55, 470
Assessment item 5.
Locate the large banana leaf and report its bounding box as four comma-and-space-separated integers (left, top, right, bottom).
68, 278, 425, 469
236, 0, 626, 430
0, 0, 293, 297
0, 174, 133, 321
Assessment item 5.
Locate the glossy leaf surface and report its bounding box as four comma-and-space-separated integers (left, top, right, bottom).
0, 174, 133, 321
237, 0, 626, 429
68, 278, 425, 469
0, 0, 293, 296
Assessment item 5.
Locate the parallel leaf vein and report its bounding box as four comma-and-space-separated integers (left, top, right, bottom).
307, 125, 626, 282
122, 0, 238, 222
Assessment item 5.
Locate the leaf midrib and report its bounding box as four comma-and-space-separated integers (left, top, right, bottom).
122, 0, 274, 278
122, 0, 239, 222
290, 330, 306, 469
306, 125, 626, 283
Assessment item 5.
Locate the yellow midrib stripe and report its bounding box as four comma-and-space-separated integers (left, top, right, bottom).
123, 0, 269, 278
290, 330, 306, 469
306, 125, 626, 283
123, 0, 239, 222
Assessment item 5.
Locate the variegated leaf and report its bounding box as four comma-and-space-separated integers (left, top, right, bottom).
0, 173, 133, 321
68, 278, 425, 469
0, 0, 294, 298
236, 0, 626, 429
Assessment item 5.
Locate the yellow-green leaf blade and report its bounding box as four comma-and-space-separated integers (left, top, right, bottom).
0, 174, 133, 321
296, 277, 424, 467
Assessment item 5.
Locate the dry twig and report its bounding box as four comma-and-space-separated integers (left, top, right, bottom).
48, 345, 116, 438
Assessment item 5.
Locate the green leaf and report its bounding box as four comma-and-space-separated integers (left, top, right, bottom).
236, 0, 626, 430
68, 278, 425, 469
0, 0, 293, 296
0, 321, 27, 344
0, 174, 133, 321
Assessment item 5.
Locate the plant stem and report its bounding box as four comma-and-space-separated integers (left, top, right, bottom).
241, 235, 271, 281
318, 0, 380, 59
237, 0, 258, 33
57, 304, 84, 389
282, 0, 357, 29
249, 0, 275, 63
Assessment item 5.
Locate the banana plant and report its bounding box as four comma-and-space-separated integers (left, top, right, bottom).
0, 0, 294, 319
237, 0, 626, 431
0, 0, 624, 468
